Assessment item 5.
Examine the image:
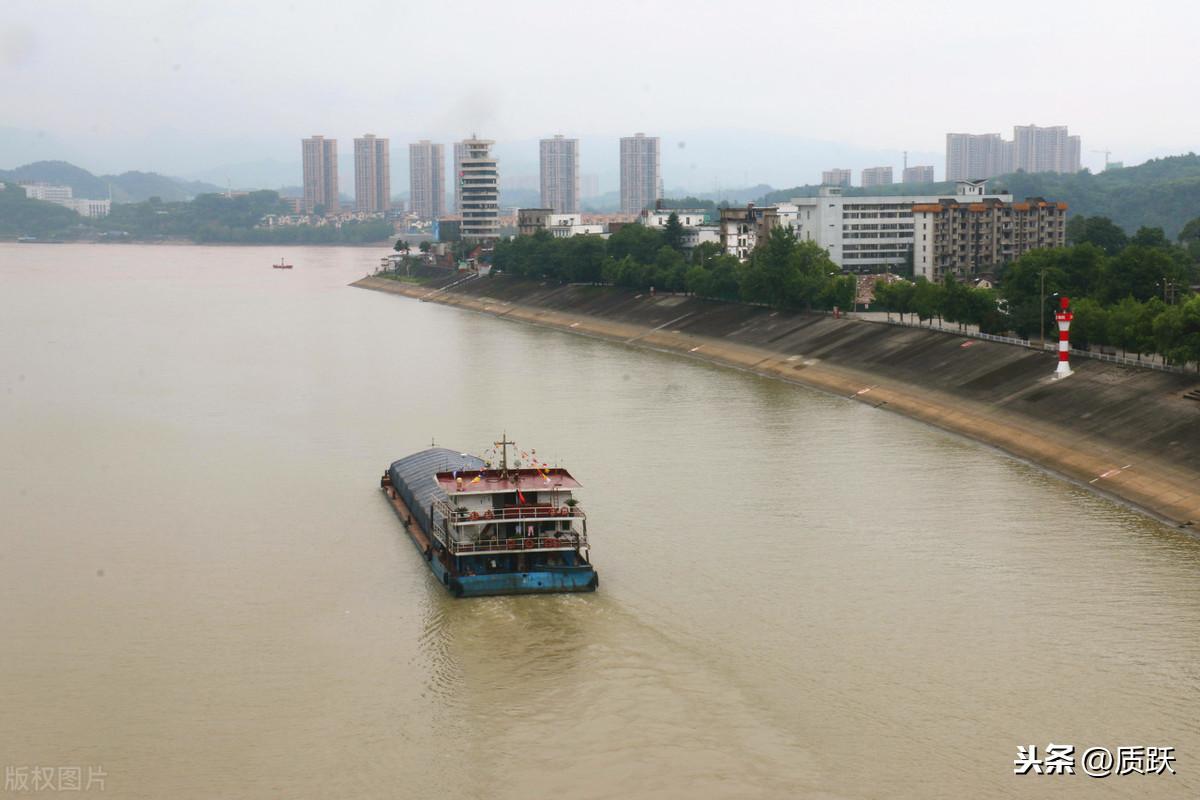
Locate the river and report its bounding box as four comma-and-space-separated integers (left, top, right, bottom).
2, 243, 1198, 798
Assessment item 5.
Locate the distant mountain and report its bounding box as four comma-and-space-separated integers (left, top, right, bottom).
760, 153, 1200, 239
0, 160, 223, 203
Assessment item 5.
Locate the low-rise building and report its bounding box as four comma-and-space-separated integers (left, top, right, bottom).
719, 204, 793, 260
517, 208, 552, 236
20, 183, 111, 217
911, 196, 1067, 282
639, 208, 710, 228
517, 208, 604, 238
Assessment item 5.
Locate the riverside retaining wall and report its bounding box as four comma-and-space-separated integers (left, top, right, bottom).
353, 274, 1200, 529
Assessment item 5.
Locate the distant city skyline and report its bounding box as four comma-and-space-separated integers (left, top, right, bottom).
5, 1, 1192, 184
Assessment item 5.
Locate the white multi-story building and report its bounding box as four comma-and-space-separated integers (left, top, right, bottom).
20, 182, 74, 203
788, 181, 1012, 272
456, 136, 499, 240
20, 183, 111, 217
539, 135, 580, 213
639, 208, 710, 229
65, 198, 111, 218
619, 133, 661, 214
639, 207, 719, 253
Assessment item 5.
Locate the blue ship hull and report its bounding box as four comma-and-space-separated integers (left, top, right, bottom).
427, 555, 598, 598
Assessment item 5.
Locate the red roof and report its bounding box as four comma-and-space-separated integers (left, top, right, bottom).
436, 468, 581, 495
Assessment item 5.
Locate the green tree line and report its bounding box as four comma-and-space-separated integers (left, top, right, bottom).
492, 215, 856, 311
872, 217, 1200, 368
0, 185, 392, 244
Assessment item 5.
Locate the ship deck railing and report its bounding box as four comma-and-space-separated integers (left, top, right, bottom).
430, 523, 589, 555
433, 498, 585, 527
448, 531, 589, 555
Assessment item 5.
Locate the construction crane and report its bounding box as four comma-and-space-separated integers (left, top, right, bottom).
1092, 149, 1112, 170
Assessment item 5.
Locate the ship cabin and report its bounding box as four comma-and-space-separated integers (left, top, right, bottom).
430, 467, 591, 577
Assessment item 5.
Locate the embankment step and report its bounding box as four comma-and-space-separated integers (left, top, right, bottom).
1184, 388, 1200, 402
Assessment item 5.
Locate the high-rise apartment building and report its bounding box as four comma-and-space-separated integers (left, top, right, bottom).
580, 174, 599, 200
1013, 125, 1081, 174
353, 134, 390, 213
539, 135, 580, 213
945, 133, 1012, 181
302, 135, 339, 214
822, 169, 852, 188
861, 167, 893, 188
619, 133, 661, 214
456, 136, 499, 240
409, 140, 445, 221
453, 141, 467, 213
948, 125, 1081, 180
902, 165, 935, 184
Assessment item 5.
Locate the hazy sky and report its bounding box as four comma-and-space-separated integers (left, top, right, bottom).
4, 0, 1198, 186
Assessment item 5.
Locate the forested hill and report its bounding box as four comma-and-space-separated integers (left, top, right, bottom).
759, 154, 1200, 239
0, 160, 223, 203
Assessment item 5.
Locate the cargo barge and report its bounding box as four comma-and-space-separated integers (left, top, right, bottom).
380, 438, 598, 597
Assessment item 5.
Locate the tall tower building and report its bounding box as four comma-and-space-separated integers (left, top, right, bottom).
619, 133, 661, 214
1013, 125, 1080, 174
456, 136, 499, 240
861, 166, 893, 188
945, 133, 1011, 181
409, 140, 445, 220
822, 168, 852, 188
302, 135, 339, 214
902, 165, 936, 184
353, 134, 390, 213
453, 141, 467, 213
539, 135, 580, 213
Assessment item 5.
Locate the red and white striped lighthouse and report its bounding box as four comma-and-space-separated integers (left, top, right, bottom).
1054, 296, 1073, 379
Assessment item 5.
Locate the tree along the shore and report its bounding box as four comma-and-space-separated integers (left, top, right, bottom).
492, 222, 855, 312
491, 213, 1200, 369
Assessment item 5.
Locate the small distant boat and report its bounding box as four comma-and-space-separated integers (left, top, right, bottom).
273, 257, 293, 269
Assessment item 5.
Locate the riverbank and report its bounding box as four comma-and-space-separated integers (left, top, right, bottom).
353, 274, 1200, 528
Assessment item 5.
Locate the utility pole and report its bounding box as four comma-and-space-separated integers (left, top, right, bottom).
1040, 269, 1046, 348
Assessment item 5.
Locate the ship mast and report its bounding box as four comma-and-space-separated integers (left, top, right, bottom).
494, 432, 515, 478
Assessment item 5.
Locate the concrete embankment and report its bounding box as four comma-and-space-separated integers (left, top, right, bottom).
353, 274, 1200, 528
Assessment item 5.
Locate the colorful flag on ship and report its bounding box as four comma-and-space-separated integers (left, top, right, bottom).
539, 468, 550, 483
470, 474, 481, 484
516, 488, 526, 505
